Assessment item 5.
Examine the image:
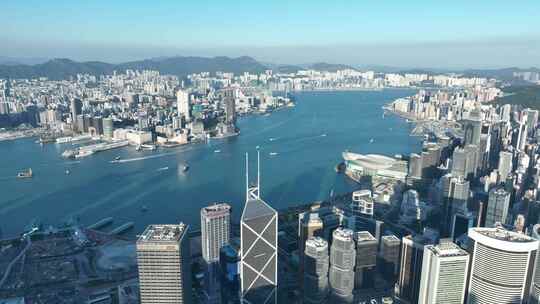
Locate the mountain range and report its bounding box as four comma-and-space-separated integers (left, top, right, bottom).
0, 55, 538, 80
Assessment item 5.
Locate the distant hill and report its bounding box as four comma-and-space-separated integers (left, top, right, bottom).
493, 85, 540, 110
308, 62, 357, 72
0, 56, 268, 80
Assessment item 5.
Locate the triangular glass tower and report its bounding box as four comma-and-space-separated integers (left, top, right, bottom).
240, 151, 278, 304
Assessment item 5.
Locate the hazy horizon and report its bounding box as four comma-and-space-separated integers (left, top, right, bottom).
2, 1, 540, 69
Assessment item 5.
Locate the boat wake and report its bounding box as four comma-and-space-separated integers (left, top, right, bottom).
114, 153, 175, 163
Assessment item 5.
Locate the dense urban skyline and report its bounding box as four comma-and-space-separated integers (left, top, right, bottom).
3, 2, 540, 303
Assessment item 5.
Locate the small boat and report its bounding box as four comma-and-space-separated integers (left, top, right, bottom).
17, 168, 33, 179
369, 138, 374, 143
321, 133, 327, 137
135, 145, 142, 151
269, 138, 276, 142
141, 205, 148, 212
62, 149, 77, 159
214, 149, 221, 153
335, 162, 346, 173
182, 165, 190, 172
114, 156, 121, 161
256, 145, 260, 149
269, 152, 278, 156
65, 169, 70, 175
157, 166, 169, 171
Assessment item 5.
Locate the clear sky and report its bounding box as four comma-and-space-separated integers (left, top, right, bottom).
1, 0, 539, 68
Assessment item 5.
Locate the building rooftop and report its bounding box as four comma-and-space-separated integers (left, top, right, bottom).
333, 227, 354, 241
306, 236, 328, 249
138, 224, 187, 243
472, 227, 534, 243
201, 202, 231, 217
426, 242, 468, 257
381, 235, 401, 245
355, 231, 377, 243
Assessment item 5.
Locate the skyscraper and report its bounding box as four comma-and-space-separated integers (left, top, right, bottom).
397, 235, 432, 304
441, 174, 470, 237
353, 231, 378, 289
485, 188, 511, 227
351, 189, 374, 217
303, 236, 330, 304
202, 203, 232, 262
408, 153, 423, 179
103, 117, 114, 139
298, 212, 323, 296
498, 150, 513, 181
201, 203, 232, 304
177, 89, 191, 121
329, 227, 355, 303
418, 241, 469, 304
137, 224, 192, 304
463, 117, 482, 147
379, 235, 401, 282
240, 152, 277, 304
451, 147, 468, 178
467, 227, 538, 304
225, 96, 236, 125
529, 224, 540, 304
70, 98, 82, 132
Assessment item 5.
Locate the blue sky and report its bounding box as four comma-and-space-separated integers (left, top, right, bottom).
1, 0, 539, 68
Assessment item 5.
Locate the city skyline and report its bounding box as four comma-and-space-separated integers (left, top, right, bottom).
1, 1, 540, 68
2, 2, 540, 301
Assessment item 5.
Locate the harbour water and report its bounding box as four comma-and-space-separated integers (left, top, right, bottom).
0, 90, 421, 238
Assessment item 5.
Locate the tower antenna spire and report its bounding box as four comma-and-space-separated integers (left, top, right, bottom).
245, 152, 249, 202
257, 149, 261, 198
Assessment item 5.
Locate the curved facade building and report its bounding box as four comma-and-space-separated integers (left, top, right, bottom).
304, 237, 329, 304
329, 228, 355, 303
467, 227, 538, 304
530, 224, 540, 304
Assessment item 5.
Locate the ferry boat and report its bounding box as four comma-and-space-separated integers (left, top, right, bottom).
140, 144, 156, 151
56, 136, 72, 144
75, 150, 94, 158
17, 168, 33, 179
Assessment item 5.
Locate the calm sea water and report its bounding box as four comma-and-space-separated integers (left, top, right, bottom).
0, 90, 421, 237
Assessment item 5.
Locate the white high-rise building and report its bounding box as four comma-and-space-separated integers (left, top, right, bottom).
467, 227, 538, 304
351, 189, 374, 217
498, 151, 513, 181
418, 241, 469, 304
329, 228, 355, 303
177, 89, 190, 121
201, 203, 231, 304
201, 203, 231, 262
